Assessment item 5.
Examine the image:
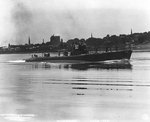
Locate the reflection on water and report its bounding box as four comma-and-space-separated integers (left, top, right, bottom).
0, 52, 150, 121
31, 60, 132, 71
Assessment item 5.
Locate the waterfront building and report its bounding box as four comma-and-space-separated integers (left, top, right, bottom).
50, 35, 61, 46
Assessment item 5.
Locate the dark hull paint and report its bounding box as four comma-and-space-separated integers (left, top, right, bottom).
25, 50, 132, 62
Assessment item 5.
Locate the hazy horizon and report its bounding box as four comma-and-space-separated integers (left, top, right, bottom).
0, 0, 150, 46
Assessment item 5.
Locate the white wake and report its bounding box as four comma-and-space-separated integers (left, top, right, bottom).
8, 60, 25, 63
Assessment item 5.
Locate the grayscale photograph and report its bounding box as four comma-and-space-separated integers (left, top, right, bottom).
0, 0, 150, 122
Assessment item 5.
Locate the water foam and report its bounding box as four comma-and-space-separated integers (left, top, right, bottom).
8, 60, 25, 63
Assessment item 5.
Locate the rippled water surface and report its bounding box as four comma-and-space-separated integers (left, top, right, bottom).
0, 52, 150, 122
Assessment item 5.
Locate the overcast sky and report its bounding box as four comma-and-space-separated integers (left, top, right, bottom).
0, 0, 150, 46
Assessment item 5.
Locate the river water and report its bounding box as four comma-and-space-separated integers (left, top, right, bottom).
0, 52, 150, 122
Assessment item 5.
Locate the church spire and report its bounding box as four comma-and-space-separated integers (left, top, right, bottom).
91, 33, 93, 38
28, 36, 31, 45
131, 29, 132, 35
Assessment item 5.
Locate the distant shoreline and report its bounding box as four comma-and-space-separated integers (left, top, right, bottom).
0, 51, 57, 55
133, 49, 150, 52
